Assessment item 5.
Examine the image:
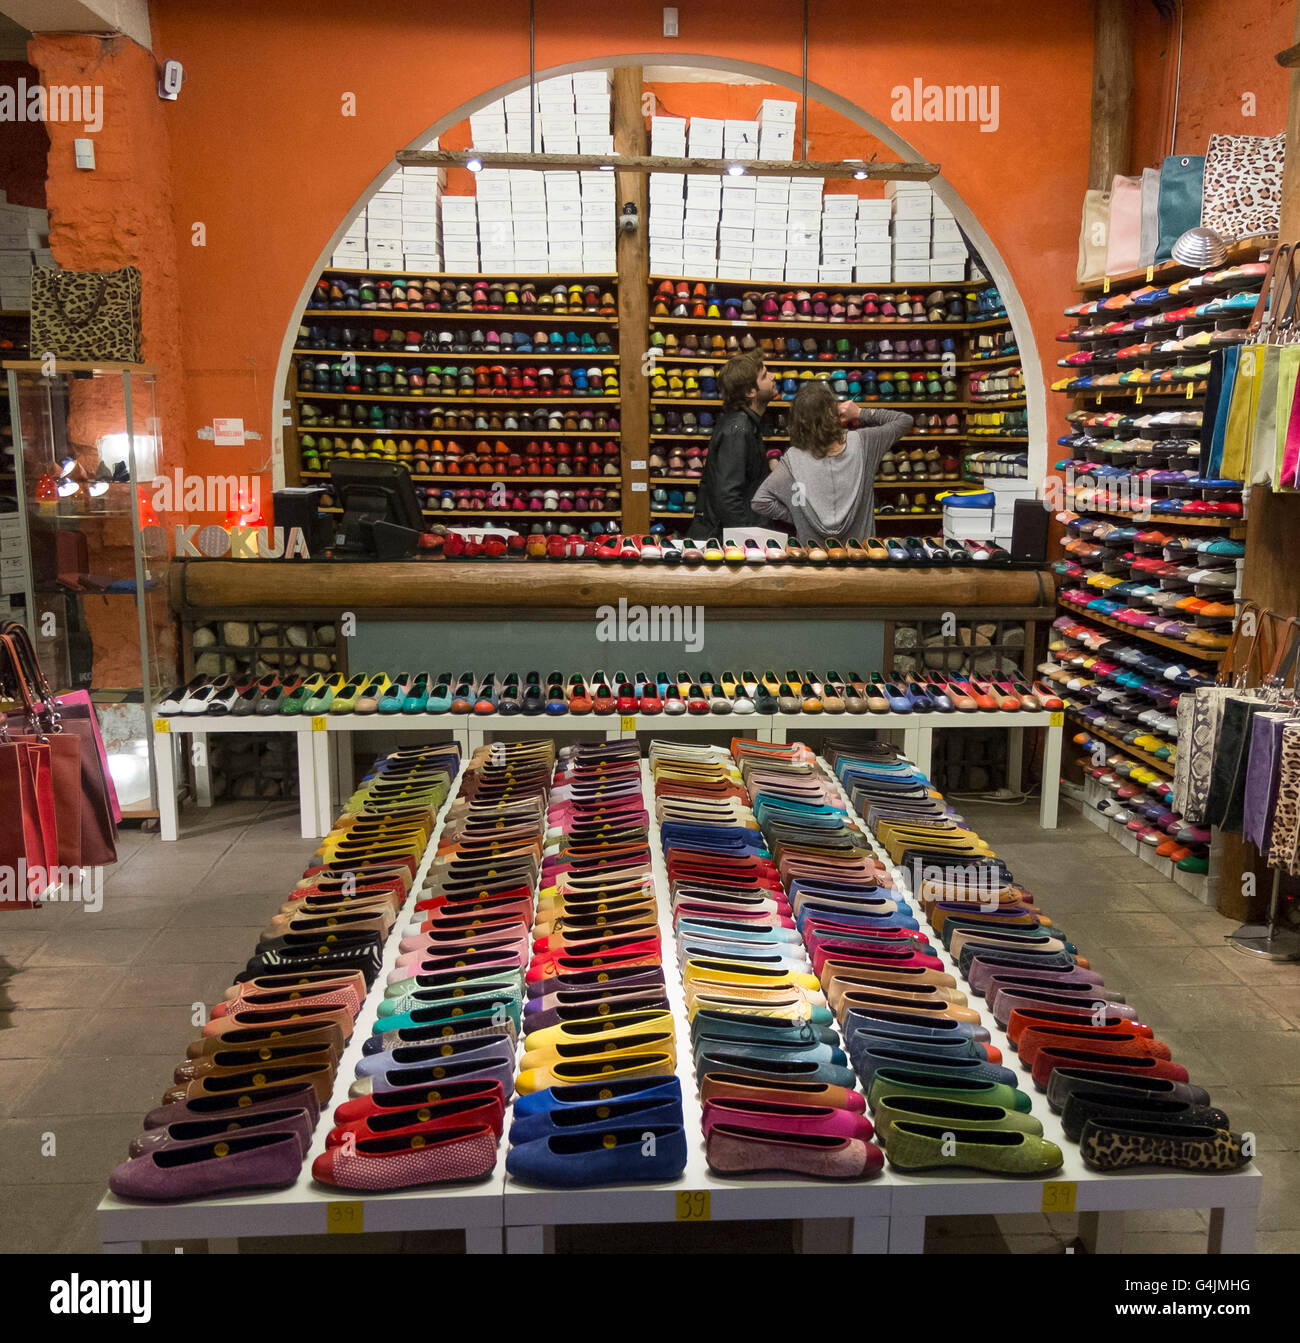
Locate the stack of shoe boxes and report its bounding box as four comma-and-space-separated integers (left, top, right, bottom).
785, 176, 823, 282
757, 98, 796, 160
722, 172, 759, 279
754, 174, 789, 281
649, 116, 687, 277
930, 196, 969, 281
579, 170, 616, 272
0, 196, 50, 311
477, 169, 514, 271
855, 198, 893, 282
888, 180, 932, 284
819, 193, 857, 282
543, 170, 582, 274
509, 169, 545, 273
362, 180, 406, 272
441, 197, 480, 273
686, 119, 722, 278
574, 70, 614, 157
401, 165, 446, 272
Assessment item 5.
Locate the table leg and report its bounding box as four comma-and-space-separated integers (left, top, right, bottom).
1077, 1210, 1125, 1254
1208, 1204, 1257, 1254
851, 1216, 890, 1254
795, 1218, 852, 1253
888, 1212, 927, 1254
505, 1224, 553, 1253
294, 729, 318, 839
1040, 720, 1062, 830
1007, 726, 1024, 795
191, 730, 212, 807
904, 726, 933, 778
310, 730, 333, 835
464, 1226, 503, 1254
770, 722, 787, 744
155, 728, 179, 842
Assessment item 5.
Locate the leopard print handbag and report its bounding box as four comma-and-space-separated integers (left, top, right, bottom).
1201, 132, 1286, 242
30, 265, 143, 363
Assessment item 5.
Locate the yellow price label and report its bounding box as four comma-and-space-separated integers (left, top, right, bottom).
1041, 1181, 1077, 1214
1049, 711, 1064, 727
675, 1190, 711, 1221
1135, 387, 1143, 405
1102, 277, 1110, 294
1095, 394, 1102, 406
312, 716, 328, 731
1146, 265, 1154, 283
153, 718, 170, 733
1186, 382, 1195, 399
620, 715, 636, 731
326, 1200, 365, 1233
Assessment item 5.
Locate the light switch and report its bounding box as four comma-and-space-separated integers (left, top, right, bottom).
663, 7, 678, 36
74, 139, 95, 170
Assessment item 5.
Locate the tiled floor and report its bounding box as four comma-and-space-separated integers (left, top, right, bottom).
0, 792, 1294, 1254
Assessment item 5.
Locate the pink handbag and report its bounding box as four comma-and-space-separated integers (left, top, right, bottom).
1283, 366, 1300, 489
1104, 175, 1143, 277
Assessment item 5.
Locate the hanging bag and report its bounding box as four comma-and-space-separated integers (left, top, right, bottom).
1104, 174, 1144, 277
1202, 132, 1286, 242
1139, 167, 1161, 269
1076, 188, 1112, 286
1244, 243, 1297, 484
29, 265, 143, 363
1156, 154, 1206, 262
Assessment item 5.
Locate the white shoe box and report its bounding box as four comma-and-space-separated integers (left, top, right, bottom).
722, 175, 758, 194
755, 182, 790, 206
721, 206, 757, 229
572, 70, 611, 94
854, 266, 893, 282
404, 252, 442, 271
683, 243, 720, 269
759, 130, 795, 159
893, 241, 930, 261
787, 207, 821, 231
547, 219, 582, 243
575, 113, 610, 136
752, 247, 785, 269
401, 198, 440, 219
819, 267, 853, 282
685, 207, 721, 229
858, 199, 893, 220
892, 194, 933, 220
820, 251, 854, 269
719, 244, 754, 265
786, 226, 819, 250
367, 216, 403, 239
579, 136, 615, 155
649, 219, 684, 242
544, 171, 582, 199
367, 196, 403, 220
341, 218, 367, 241
684, 221, 719, 244
754, 207, 789, 231
758, 99, 797, 124
751, 266, 784, 281
786, 247, 819, 271
930, 263, 968, 281
512, 199, 548, 219
856, 222, 892, 242
933, 217, 964, 243
885, 179, 932, 197
441, 197, 478, 219
821, 214, 855, 239
401, 178, 443, 200
821, 193, 858, 216
575, 93, 611, 116
368, 238, 403, 258
720, 225, 754, 245
931, 241, 969, 261
855, 243, 891, 266
893, 217, 932, 243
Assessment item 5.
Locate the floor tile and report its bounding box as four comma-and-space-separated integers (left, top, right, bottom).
165, 890, 289, 928
0, 931, 50, 967
16, 1053, 179, 1118
1190, 1030, 1300, 1088
61, 1007, 199, 1057
0, 1058, 49, 1117
1101, 945, 1250, 989
0, 1009, 82, 1059
1249, 983, 1300, 1030
1076, 911, 1195, 950
1135, 984, 1290, 1032
0, 966, 126, 1011
103, 963, 236, 1010
134, 926, 266, 966
0, 1113, 140, 1184
24, 929, 148, 969
0, 1182, 100, 1254
1121, 1231, 1215, 1255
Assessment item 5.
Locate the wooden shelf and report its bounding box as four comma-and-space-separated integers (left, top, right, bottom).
1064, 383, 1207, 399
650, 274, 989, 292
321, 506, 619, 518
294, 348, 615, 362
1073, 238, 1273, 296
875, 477, 971, 488
302, 390, 619, 406
1063, 500, 1244, 529
319, 268, 618, 283
649, 355, 1014, 370
1057, 595, 1226, 660
875, 512, 944, 521
650, 396, 988, 409
1065, 708, 1175, 777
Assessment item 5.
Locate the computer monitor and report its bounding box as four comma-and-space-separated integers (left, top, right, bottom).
327, 459, 424, 559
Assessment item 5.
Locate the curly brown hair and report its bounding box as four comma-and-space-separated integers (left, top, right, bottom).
788, 379, 844, 459
720, 353, 762, 412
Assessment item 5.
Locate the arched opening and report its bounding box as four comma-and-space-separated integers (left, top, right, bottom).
278, 53, 1041, 510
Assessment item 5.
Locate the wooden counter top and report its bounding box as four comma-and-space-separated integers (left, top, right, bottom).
173, 559, 1055, 619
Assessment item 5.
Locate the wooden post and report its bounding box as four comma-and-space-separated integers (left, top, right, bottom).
613, 66, 650, 537
1089, 0, 1134, 188
1221, 3, 1300, 923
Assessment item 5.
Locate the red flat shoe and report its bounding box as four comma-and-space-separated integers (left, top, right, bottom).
1031, 680, 1064, 710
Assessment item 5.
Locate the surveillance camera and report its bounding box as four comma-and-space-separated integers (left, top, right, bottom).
618, 202, 638, 235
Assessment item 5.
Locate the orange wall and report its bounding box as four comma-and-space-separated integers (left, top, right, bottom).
28, 0, 1282, 513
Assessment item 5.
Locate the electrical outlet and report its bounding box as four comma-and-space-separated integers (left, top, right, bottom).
74, 139, 95, 170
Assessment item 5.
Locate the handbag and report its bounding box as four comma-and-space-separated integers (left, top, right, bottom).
1076, 189, 1112, 286
0, 625, 117, 866
1172, 603, 1272, 824
30, 265, 143, 363
1202, 132, 1286, 242
1243, 243, 1298, 484
1271, 345, 1300, 485
1156, 154, 1206, 262
1267, 721, 1300, 874
1202, 345, 1240, 479
1104, 174, 1143, 277
1243, 710, 1289, 856
1139, 167, 1161, 269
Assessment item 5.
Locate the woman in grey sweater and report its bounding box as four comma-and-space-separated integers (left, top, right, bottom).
751, 379, 913, 545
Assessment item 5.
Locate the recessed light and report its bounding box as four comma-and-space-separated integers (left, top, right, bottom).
853, 169, 869, 180
466, 156, 483, 172
599, 163, 614, 171
726, 163, 745, 176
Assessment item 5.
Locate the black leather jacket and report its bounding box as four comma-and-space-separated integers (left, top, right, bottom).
687, 407, 768, 538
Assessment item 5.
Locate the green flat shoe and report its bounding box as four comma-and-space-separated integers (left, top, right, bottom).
329, 675, 369, 714
398, 672, 430, 713
282, 673, 327, 714
886, 1121, 1064, 1175
867, 1067, 1031, 1115
872, 1093, 1044, 1147
302, 673, 346, 715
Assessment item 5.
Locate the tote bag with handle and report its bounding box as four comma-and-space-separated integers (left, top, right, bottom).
30, 266, 143, 363
1202, 132, 1286, 241
1139, 167, 1161, 268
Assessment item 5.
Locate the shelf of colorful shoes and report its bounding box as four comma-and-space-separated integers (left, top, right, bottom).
1049, 663, 1191, 739
294, 348, 617, 362
1066, 383, 1208, 399
1064, 708, 1175, 777
1061, 500, 1244, 531
874, 512, 944, 523
652, 273, 979, 291
1073, 243, 1271, 299
1058, 684, 1178, 752
1057, 595, 1226, 660
306, 309, 614, 324
300, 470, 617, 485
297, 425, 617, 438
301, 390, 619, 405
648, 315, 1013, 333
319, 506, 620, 518
649, 476, 703, 486
318, 267, 618, 282
650, 355, 1016, 370
875, 477, 973, 488
649, 396, 997, 410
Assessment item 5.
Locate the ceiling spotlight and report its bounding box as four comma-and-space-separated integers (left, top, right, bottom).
57, 455, 76, 477
465, 156, 483, 172
599, 163, 615, 171
853, 169, 869, 180
56, 478, 80, 498
726, 163, 746, 176
88, 479, 110, 497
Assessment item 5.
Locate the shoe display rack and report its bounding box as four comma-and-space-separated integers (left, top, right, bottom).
647, 278, 1022, 531
1049, 246, 1266, 884
290, 275, 623, 525
106, 736, 1261, 1254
